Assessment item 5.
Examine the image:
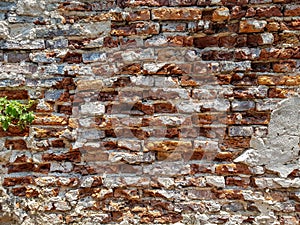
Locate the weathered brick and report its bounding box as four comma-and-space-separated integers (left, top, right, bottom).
232, 100, 255, 111
284, 5, 300, 16
3, 176, 35, 187
194, 36, 219, 48
215, 163, 251, 175
233, 87, 267, 99
202, 50, 234, 60
268, 87, 295, 98
169, 0, 197, 5
111, 22, 160, 36
239, 20, 267, 33
251, 62, 271, 72
212, 7, 230, 22
220, 0, 249, 6
229, 126, 253, 136
227, 112, 270, 125
152, 8, 202, 21
117, 0, 169, 7
0, 90, 29, 100
259, 75, 300, 86
273, 60, 296, 73
0, 126, 29, 137
256, 6, 283, 17
0, 0, 300, 222
12, 186, 39, 197
125, 9, 151, 21
8, 163, 50, 174
5, 139, 28, 150
220, 137, 251, 150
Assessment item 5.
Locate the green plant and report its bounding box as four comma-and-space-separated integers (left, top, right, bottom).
0, 97, 35, 131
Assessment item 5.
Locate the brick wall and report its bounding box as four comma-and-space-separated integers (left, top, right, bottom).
0, 0, 300, 224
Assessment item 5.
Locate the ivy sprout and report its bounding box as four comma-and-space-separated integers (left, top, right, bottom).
0, 97, 35, 131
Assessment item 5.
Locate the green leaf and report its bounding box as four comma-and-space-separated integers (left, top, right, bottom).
0, 98, 34, 131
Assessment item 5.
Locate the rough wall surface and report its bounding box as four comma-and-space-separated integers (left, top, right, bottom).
0, 0, 300, 224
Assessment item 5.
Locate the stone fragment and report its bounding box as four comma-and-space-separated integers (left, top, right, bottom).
229, 126, 253, 137
206, 176, 225, 188
82, 52, 106, 63
232, 100, 255, 111
16, 0, 46, 16
80, 102, 105, 115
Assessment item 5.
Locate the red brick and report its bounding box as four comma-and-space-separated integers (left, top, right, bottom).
215, 163, 251, 175
231, 6, 246, 20
125, 9, 150, 21
169, 0, 197, 6
154, 102, 177, 113
266, 22, 280, 32
73, 165, 96, 175
226, 177, 250, 187
32, 127, 65, 138
152, 8, 202, 21
213, 189, 244, 200
12, 186, 39, 197
62, 52, 82, 63
227, 112, 270, 125
239, 20, 267, 33
33, 115, 68, 126
268, 88, 295, 98
119, 63, 142, 75
284, 5, 300, 16
258, 75, 300, 86
0, 126, 29, 137
5, 139, 28, 150
194, 36, 219, 48
168, 36, 193, 47
202, 50, 234, 60
0, 90, 29, 100
155, 213, 183, 224
212, 7, 230, 22
273, 60, 296, 73
57, 105, 72, 115
219, 35, 237, 47
42, 151, 81, 162
214, 152, 234, 161
220, 137, 251, 150
3, 176, 35, 187
111, 22, 159, 36
220, 0, 248, 6
8, 163, 50, 174
53, 77, 76, 90
256, 6, 282, 18
117, 0, 169, 7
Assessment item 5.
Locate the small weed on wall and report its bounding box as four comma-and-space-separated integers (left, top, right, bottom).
0, 97, 34, 131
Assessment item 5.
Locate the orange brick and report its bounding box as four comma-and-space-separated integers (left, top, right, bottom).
152, 8, 202, 21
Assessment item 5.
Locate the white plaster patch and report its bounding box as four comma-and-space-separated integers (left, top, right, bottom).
234, 98, 300, 177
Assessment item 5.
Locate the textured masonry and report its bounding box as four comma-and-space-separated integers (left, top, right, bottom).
0, 0, 300, 224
